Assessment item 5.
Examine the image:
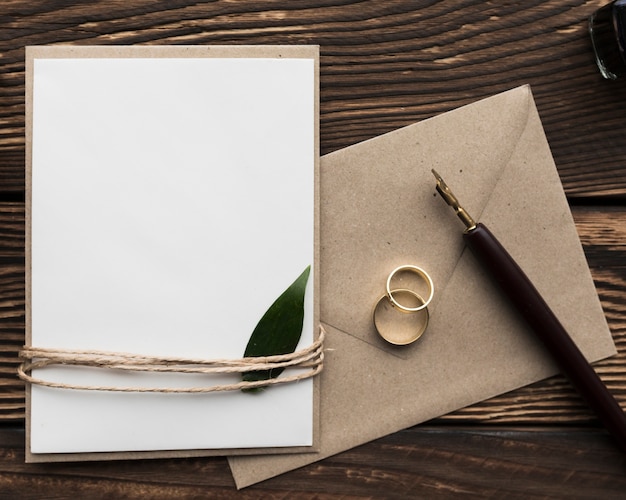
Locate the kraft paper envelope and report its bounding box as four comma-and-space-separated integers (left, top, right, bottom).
25, 45, 321, 462
229, 85, 616, 487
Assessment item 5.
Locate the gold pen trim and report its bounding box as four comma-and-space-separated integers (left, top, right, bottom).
431, 169, 477, 231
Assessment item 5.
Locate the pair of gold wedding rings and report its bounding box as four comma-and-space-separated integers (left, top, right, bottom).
373, 265, 434, 346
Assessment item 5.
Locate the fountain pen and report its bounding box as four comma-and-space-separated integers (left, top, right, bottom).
432, 169, 626, 452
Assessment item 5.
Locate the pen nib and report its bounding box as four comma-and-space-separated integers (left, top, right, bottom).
431, 169, 477, 230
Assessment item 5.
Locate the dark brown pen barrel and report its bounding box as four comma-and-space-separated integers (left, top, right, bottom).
464, 223, 626, 452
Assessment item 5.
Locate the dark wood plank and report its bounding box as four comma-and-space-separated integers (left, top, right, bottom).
1, 2, 626, 494
0, 426, 624, 498
0, 202, 24, 421
0, 1, 625, 196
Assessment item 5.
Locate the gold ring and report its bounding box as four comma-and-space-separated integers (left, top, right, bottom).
385, 265, 434, 313
373, 289, 430, 345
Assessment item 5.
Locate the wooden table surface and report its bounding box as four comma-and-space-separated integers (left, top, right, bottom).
1, 1, 626, 498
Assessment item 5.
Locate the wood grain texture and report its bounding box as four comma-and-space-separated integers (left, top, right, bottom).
0, 426, 625, 499
0, 202, 24, 421
1, 1, 626, 496
0, 1, 625, 195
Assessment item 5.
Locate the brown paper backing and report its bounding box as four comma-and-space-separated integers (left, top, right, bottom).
24, 45, 321, 463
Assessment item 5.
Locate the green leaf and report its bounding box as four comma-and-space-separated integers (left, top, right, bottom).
242, 265, 311, 391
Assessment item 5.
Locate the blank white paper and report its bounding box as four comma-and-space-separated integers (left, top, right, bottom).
30, 55, 315, 454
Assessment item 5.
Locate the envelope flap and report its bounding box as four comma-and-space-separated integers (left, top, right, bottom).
466, 95, 613, 362
320, 86, 533, 353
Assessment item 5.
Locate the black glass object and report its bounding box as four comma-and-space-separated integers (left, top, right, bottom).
590, 1, 626, 79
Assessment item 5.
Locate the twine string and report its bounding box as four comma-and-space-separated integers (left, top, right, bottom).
17, 326, 325, 393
